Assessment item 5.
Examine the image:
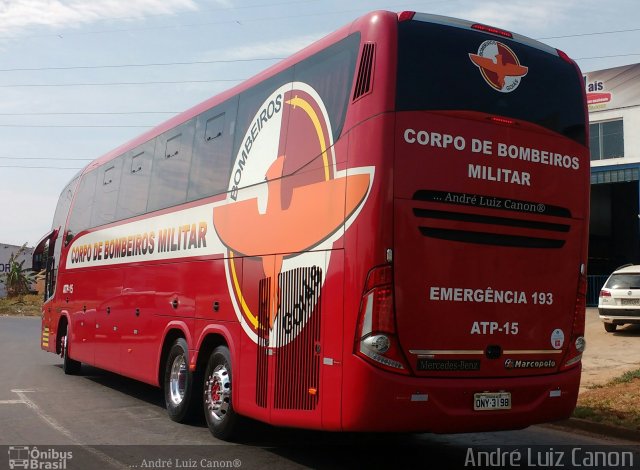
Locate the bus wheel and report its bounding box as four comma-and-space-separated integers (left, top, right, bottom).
164, 338, 199, 422
204, 346, 238, 440
604, 323, 617, 333
61, 335, 81, 375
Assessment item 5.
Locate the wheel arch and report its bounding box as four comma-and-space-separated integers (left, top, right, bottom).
55, 313, 71, 355
157, 321, 193, 388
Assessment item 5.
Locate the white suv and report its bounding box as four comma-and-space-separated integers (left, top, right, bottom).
598, 264, 640, 332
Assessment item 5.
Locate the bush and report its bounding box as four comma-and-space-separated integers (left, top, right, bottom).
1, 244, 35, 300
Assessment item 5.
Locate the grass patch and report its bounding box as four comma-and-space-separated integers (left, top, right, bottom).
575, 371, 640, 431
0, 294, 43, 316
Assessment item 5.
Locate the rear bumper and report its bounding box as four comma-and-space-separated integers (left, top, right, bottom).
340, 357, 580, 433
599, 308, 640, 323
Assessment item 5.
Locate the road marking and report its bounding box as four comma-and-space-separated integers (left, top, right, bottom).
12, 389, 129, 470
0, 400, 24, 404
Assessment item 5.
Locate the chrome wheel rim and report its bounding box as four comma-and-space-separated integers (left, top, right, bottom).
205, 364, 231, 421
169, 355, 187, 406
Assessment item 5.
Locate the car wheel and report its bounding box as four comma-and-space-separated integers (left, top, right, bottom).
61, 334, 81, 375
203, 345, 239, 440
603, 322, 617, 333
164, 338, 200, 422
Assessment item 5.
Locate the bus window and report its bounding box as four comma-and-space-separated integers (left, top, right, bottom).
67, 170, 98, 238
293, 32, 360, 142
148, 120, 196, 212
116, 140, 156, 220
396, 21, 586, 145
91, 157, 123, 227
188, 96, 238, 201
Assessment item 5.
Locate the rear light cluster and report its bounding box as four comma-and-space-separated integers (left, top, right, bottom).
562, 265, 587, 369
355, 265, 409, 374
599, 290, 611, 298
471, 23, 513, 39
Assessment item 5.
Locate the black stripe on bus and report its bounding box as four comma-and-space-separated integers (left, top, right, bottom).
419, 227, 565, 248
412, 190, 572, 218
413, 208, 570, 233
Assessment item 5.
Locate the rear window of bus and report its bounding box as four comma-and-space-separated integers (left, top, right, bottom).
396, 20, 586, 145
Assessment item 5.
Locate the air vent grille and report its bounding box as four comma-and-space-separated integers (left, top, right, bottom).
353, 42, 375, 101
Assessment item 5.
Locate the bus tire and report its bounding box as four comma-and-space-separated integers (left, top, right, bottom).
203, 345, 239, 441
164, 338, 200, 423
62, 335, 81, 375
604, 323, 617, 333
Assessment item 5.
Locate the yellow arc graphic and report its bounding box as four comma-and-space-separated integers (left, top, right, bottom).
286, 95, 331, 182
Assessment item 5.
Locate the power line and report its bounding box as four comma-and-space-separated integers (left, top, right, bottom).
537, 27, 640, 40
0, 165, 83, 169
0, 57, 283, 73
0, 79, 243, 88
0, 111, 178, 116
0, 124, 152, 128
0, 156, 92, 160
576, 52, 640, 61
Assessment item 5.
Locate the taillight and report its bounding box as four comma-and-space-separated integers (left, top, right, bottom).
556, 49, 574, 65
398, 11, 416, 22
355, 265, 409, 374
599, 290, 611, 297
488, 116, 518, 127
562, 265, 587, 369
471, 23, 513, 39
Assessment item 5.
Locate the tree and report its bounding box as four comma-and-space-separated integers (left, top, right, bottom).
1, 244, 35, 301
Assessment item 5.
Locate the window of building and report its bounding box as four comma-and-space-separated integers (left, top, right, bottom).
590, 119, 624, 160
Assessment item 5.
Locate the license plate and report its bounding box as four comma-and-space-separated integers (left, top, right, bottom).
473, 392, 511, 411
621, 298, 640, 306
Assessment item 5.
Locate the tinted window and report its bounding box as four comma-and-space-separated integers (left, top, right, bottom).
92, 158, 123, 227
116, 141, 155, 219
67, 170, 98, 236
294, 32, 360, 141
188, 97, 238, 201
233, 69, 295, 160
590, 120, 624, 160
396, 21, 586, 144
148, 120, 196, 212
52, 177, 79, 232
606, 273, 640, 289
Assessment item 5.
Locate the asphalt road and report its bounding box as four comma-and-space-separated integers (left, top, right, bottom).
0, 316, 638, 470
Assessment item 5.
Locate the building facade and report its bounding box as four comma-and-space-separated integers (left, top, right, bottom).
585, 63, 640, 303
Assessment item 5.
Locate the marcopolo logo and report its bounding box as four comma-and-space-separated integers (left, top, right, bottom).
212, 82, 374, 346
469, 40, 528, 93
504, 359, 556, 370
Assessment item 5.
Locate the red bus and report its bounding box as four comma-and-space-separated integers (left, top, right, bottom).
35, 10, 589, 439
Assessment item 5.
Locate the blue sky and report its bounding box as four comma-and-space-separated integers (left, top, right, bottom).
1, 0, 638, 246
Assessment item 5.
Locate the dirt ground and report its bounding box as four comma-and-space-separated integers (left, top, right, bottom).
580, 307, 640, 391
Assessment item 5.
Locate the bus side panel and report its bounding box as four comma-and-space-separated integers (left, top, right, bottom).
121, 261, 197, 383
340, 113, 396, 366
320, 249, 344, 430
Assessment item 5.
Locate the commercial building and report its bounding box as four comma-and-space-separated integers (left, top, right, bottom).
584, 63, 640, 303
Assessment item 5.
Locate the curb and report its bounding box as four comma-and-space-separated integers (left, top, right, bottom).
543, 418, 640, 443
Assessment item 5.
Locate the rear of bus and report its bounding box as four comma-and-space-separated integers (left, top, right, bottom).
349, 12, 589, 432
